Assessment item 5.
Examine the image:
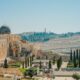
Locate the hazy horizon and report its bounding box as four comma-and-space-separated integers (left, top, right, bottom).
0, 0, 80, 34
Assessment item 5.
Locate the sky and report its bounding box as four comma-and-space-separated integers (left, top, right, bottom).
0, 0, 80, 34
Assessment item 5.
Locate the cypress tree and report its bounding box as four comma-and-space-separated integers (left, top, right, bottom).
73, 51, 77, 67
25, 57, 27, 68
3, 58, 8, 68
27, 58, 29, 67
32, 55, 34, 61
70, 49, 73, 61
76, 49, 79, 60
30, 56, 32, 67
79, 50, 80, 68
46, 56, 48, 60
39, 61, 42, 69
57, 56, 62, 70
49, 60, 52, 69
53, 56, 56, 64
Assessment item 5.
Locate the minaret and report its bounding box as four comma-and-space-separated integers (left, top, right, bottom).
44, 28, 46, 33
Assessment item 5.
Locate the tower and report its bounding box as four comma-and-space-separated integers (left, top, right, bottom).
44, 28, 46, 33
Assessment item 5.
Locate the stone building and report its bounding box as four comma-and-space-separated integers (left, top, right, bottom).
0, 34, 41, 68
0, 34, 21, 63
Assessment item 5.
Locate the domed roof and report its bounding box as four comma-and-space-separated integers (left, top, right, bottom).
0, 25, 11, 34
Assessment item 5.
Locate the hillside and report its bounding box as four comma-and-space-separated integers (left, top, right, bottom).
39, 35, 80, 53
20, 32, 80, 42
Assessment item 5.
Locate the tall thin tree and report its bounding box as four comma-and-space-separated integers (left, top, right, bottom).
3, 58, 8, 74
3, 58, 8, 68
49, 60, 52, 69
39, 61, 42, 69
70, 49, 73, 61
76, 49, 79, 60
57, 56, 62, 70
79, 50, 80, 68
73, 51, 77, 67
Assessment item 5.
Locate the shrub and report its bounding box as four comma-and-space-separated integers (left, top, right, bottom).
27, 69, 34, 78
67, 61, 73, 68
20, 67, 37, 78
9, 62, 21, 68
72, 73, 80, 80
19, 68, 28, 73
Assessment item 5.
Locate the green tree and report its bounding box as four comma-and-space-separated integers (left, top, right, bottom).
3, 58, 8, 68
52, 56, 56, 64
70, 49, 73, 61
27, 58, 29, 67
39, 61, 42, 69
27, 69, 34, 78
73, 51, 77, 67
30, 56, 32, 67
21, 48, 31, 68
49, 60, 52, 69
76, 49, 79, 60
23, 69, 35, 79
32, 55, 34, 61
46, 56, 48, 59
78, 53, 80, 68
72, 73, 80, 80
3, 58, 8, 74
57, 56, 62, 70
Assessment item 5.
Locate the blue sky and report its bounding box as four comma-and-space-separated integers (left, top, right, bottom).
0, 0, 80, 33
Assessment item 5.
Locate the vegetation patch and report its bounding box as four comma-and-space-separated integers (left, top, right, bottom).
19, 68, 28, 74
9, 62, 21, 68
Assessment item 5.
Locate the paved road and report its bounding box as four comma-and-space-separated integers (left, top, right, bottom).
52, 62, 80, 76
54, 71, 80, 76
37, 77, 74, 80
54, 77, 74, 80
